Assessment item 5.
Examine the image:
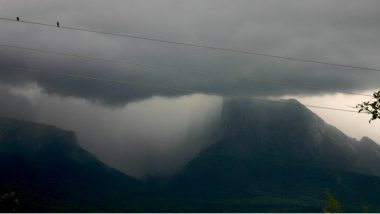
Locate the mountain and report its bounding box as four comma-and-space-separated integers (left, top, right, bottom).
2, 99, 380, 212
161, 99, 380, 212
0, 117, 140, 212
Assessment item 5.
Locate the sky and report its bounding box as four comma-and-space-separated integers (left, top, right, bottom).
0, 0, 380, 177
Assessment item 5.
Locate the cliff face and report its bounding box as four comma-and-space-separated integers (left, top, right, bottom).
0, 117, 139, 212
202, 98, 380, 175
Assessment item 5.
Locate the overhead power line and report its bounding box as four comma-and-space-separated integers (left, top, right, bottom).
1, 17, 380, 72
4, 65, 360, 114
0, 44, 372, 98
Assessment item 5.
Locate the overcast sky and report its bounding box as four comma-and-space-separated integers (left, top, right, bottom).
0, 0, 379, 177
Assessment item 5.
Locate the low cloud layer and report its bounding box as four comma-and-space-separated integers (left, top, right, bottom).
0, 0, 380, 105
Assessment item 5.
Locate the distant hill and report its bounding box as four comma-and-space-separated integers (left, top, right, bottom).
0, 117, 140, 212
161, 99, 380, 212
2, 99, 380, 212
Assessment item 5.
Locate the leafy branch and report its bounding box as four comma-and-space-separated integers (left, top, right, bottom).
356, 91, 380, 123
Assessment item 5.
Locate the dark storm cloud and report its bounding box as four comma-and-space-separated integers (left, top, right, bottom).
0, 0, 380, 105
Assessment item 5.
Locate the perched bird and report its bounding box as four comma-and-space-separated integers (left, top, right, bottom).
56, 21, 60, 27
16, 17, 19, 21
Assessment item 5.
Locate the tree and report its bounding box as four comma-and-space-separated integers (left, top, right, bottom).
323, 189, 342, 213
0, 192, 20, 212
356, 91, 380, 122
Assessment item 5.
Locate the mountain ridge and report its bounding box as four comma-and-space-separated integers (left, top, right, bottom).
0, 116, 140, 212
159, 98, 380, 212
2, 98, 380, 212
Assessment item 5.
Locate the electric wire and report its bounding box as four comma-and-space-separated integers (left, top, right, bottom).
1, 17, 380, 72
4, 65, 360, 114
0, 44, 372, 98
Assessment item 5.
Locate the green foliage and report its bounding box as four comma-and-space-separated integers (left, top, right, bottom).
0, 192, 20, 212
323, 189, 342, 213
357, 91, 380, 122
362, 205, 369, 213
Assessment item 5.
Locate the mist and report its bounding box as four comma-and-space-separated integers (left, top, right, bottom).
1, 82, 223, 178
